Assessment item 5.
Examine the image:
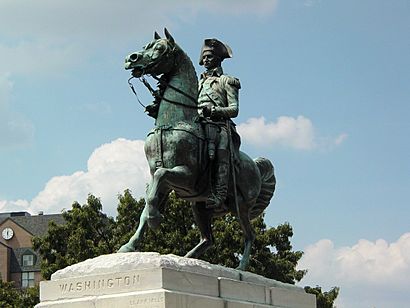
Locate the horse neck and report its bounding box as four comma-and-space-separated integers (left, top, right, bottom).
155, 53, 198, 127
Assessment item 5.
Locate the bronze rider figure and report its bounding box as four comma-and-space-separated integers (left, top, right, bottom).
198, 38, 241, 210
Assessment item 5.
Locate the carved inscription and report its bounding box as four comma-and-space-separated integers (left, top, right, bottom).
59, 274, 140, 294
130, 295, 164, 307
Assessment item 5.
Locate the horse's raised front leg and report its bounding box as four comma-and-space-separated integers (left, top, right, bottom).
185, 201, 213, 258
236, 203, 256, 271
146, 165, 193, 230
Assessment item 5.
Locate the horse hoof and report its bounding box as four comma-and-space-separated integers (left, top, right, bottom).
236, 262, 247, 271
117, 244, 135, 253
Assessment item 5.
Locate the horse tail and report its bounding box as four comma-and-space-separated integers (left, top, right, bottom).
250, 157, 276, 220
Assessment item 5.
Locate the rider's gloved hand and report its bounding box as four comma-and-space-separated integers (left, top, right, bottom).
198, 103, 213, 117
202, 105, 212, 117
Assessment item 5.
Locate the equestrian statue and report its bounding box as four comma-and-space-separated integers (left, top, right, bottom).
118, 29, 276, 270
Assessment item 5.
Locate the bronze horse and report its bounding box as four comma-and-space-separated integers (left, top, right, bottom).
118, 29, 276, 270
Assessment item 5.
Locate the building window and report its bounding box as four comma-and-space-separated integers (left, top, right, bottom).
22, 254, 34, 266
22, 272, 35, 288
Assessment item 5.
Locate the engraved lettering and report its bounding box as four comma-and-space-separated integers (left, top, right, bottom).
76, 282, 82, 291
84, 280, 91, 290
130, 296, 164, 306
59, 284, 68, 292
58, 273, 142, 294
124, 276, 130, 286
133, 274, 140, 284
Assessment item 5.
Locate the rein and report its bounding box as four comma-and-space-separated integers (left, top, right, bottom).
128, 75, 200, 110
127, 41, 201, 111
151, 75, 198, 106
128, 76, 147, 108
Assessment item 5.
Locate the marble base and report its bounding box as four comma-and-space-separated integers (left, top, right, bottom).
36, 252, 315, 308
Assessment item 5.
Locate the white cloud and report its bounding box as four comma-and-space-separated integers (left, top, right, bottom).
0, 138, 150, 217
0, 1, 169, 43
0, 200, 30, 213
237, 116, 347, 150
0, 41, 84, 78
333, 133, 348, 146
0, 0, 278, 39
0, 0, 278, 77
0, 74, 34, 148
187, 0, 278, 16
298, 234, 410, 308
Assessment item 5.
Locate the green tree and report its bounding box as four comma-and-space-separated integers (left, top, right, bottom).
114, 191, 305, 284
19, 285, 39, 308
0, 280, 20, 308
305, 286, 340, 308
32, 194, 115, 280
0, 280, 38, 308
116, 192, 200, 256
112, 189, 148, 251
115, 191, 338, 306
33, 190, 338, 307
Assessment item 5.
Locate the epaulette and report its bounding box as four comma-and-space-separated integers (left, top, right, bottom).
223, 75, 241, 89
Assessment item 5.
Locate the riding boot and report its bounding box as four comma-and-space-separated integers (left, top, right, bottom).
206, 150, 230, 210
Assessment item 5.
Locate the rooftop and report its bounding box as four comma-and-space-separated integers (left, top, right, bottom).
0, 212, 65, 236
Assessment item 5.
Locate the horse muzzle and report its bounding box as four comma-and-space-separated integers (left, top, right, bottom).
124, 60, 145, 77
125, 52, 143, 69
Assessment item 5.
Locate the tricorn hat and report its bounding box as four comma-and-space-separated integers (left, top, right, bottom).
199, 38, 233, 65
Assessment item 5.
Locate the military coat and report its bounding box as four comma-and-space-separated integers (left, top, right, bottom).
198, 67, 241, 121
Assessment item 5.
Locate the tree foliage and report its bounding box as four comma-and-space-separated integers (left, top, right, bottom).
32, 194, 115, 280
305, 286, 340, 308
0, 280, 38, 308
32, 189, 338, 307
113, 191, 306, 284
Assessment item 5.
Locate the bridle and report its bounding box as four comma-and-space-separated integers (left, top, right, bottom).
127, 41, 199, 110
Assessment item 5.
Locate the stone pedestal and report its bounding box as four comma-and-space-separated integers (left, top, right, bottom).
36, 252, 315, 308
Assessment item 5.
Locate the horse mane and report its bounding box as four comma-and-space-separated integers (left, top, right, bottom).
172, 43, 198, 93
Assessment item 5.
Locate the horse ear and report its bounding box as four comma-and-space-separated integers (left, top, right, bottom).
164, 28, 175, 43
154, 31, 161, 40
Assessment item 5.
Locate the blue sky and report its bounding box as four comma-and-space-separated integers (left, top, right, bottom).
0, 1, 409, 306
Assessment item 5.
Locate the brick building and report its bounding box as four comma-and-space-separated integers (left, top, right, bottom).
0, 211, 64, 288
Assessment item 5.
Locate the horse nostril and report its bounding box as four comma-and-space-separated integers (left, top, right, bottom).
129, 53, 139, 62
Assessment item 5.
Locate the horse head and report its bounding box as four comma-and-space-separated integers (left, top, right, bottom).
125, 29, 179, 78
